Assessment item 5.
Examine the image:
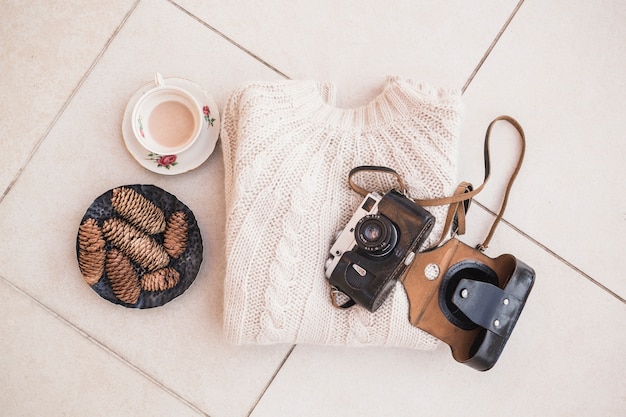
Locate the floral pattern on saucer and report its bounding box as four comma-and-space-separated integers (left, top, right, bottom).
137, 115, 146, 138
203, 105, 216, 127
147, 153, 178, 169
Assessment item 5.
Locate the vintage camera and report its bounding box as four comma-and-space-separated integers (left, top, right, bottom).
325, 190, 435, 312
401, 238, 535, 371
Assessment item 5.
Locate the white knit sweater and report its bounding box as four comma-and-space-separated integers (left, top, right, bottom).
221, 77, 462, 349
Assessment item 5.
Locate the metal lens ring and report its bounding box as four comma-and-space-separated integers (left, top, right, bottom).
354, 214, 398, 257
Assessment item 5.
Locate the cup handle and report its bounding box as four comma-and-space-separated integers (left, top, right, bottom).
154, 72, 164, 86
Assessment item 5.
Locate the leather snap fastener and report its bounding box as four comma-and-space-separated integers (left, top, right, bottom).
424, 263, 440, 280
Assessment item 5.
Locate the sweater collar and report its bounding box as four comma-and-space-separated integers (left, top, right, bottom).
290, 77, 461, 130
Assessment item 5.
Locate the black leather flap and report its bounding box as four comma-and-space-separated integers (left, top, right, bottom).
452, 279, 522, 337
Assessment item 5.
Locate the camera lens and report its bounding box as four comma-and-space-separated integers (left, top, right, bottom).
354, 214, 398, 257
363, 223, 382, 241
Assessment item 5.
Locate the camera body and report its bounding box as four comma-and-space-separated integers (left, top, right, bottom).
325, 190, 435, 312
401, 238, 535, 371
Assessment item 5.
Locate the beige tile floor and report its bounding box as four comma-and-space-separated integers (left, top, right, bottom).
1, 0, 624, 416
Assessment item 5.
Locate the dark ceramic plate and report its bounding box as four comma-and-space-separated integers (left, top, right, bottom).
76, 184, 203, 308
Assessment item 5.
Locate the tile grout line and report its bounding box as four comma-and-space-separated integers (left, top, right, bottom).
460, 0, 624, 303
0, 274, 211, 417
167, 0, 290, 80
166, 0, 624, 305
166, 2, 299, 412
166, 0, 626, 410
246, 345, 296, 417
2, 1, 292, 414
472, 201, 625, 304
9, 2, 616, 416
1, 0, 211, 414
461, 0, 525, 94
459, 0, 624, 304
0, 0, 141, 206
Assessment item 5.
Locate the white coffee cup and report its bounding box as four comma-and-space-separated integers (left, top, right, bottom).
131, 73, 202, 155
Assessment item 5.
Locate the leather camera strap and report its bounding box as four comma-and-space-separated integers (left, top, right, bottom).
348, 165, 409, 197
348, 115, 526, 250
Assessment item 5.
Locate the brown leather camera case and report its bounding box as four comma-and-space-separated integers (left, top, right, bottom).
401, 238, 534, 371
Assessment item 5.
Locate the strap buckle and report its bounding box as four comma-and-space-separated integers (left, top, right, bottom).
330, 286, 356, 309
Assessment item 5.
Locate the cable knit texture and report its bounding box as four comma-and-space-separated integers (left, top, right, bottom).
222, 77, 462, 349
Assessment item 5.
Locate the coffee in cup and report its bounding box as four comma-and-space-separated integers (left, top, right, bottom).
132, 73, 202, 155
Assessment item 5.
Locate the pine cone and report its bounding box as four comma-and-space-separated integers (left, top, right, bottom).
105, 248, 141, 304
141, 267, 180, 292
77, 218, 106, 285
111, 187, 166, 235
164, 211, 188, 258
102, 218, 169, 272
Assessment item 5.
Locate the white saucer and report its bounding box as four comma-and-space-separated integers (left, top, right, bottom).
122, 78, 220, 175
